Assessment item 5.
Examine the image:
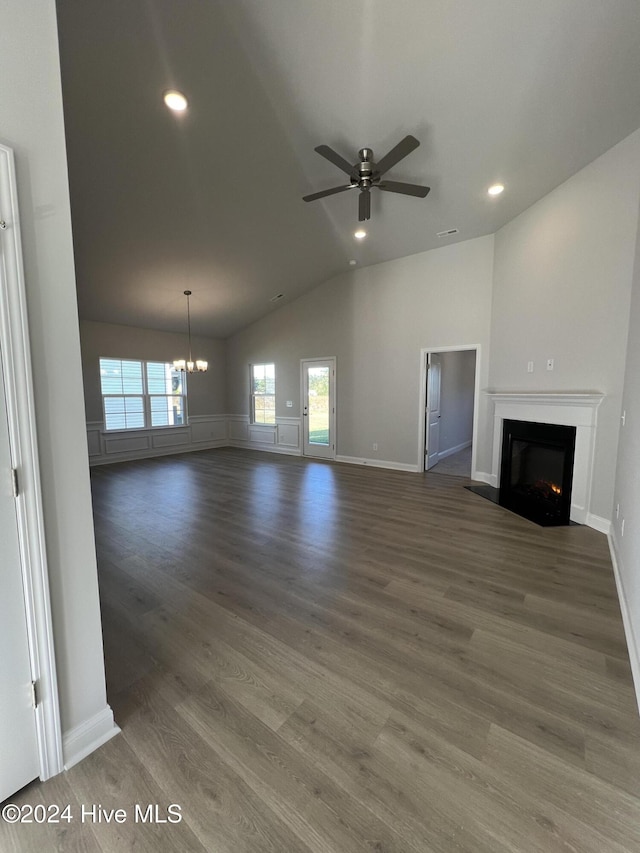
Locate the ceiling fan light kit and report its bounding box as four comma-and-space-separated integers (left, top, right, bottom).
302, 134, 430, 222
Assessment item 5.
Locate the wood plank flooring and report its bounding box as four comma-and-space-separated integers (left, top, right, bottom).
4, 447, 640, 852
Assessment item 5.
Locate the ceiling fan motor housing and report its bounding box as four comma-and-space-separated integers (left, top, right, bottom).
355, 149, 377, 190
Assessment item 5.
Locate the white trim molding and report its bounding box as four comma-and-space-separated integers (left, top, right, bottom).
228, 414, 302, 456
336, 455, 420, 473
88, 415, 228, 466
62, 706, 120, 770
417, 344, 482, 478
487, 391, 604, 527
608, 532, 640, 714
438, 440, 472, 461
0, 144, 63, 780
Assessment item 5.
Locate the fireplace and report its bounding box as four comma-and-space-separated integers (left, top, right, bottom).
499, 419, 576, 526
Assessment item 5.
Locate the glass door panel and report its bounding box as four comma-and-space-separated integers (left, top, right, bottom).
302, 359, 335, 459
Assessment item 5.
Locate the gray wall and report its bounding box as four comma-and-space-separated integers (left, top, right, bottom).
612, 189, 640, 693
489, 129, 640, 520
80, 320, 227, 422
438, 350, 475, 455
226, 236, 495, 470
2, 2, 110, 736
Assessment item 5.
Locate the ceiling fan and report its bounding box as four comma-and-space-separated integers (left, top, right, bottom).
302, 134, 430, 222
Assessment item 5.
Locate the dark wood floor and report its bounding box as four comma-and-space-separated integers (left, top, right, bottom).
4, 447, 640, 852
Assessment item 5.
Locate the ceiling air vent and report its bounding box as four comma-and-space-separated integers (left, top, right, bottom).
436, 228, 459, 237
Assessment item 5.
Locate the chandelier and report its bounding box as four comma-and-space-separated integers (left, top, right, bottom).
173, 290, 208, 373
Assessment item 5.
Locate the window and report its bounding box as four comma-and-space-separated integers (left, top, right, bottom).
99, 358, 186, 430
251, 363, 275, 424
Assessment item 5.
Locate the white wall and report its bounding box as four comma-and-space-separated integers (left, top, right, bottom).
611, 191, 640, 703
1, 2, 115, 758
438, 349, 475, 455
226, 236, 495, 472
80, 320, 227, 422
490, 129, 640, 520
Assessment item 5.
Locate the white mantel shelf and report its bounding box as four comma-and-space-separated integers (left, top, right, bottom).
487, 391, 604, 408
486, 390, 605, 529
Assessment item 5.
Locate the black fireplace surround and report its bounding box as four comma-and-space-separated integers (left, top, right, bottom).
499, 419, 576, 526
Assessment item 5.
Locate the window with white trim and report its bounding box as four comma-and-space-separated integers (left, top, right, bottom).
99, 358, 186, 430
251, 363, 275, 425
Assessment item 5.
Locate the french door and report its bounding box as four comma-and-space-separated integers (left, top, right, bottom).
301, 358, 336, 459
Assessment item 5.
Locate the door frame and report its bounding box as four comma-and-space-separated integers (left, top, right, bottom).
0, 143, 63, 780
300, 357, 336, 459
417, 344, 481, 476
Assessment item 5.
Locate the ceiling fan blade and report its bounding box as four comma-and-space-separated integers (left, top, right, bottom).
314, 145, 357, 177
375, 135, 420, 176
359, 190, 371, 221
377, 180, 430, 198
303, 184, 355, 202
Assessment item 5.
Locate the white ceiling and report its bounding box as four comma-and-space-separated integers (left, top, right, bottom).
56, 0, 640, 338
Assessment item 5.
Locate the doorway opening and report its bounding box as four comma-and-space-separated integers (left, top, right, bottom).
418, 345, 480, 477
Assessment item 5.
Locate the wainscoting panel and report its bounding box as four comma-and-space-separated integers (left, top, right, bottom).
277, 420, 300, 449
88, 415, 227, 466
86, 423, 102, 457
104, 434, 150, 456
249, 426, 276, 445
227, 414, 302, 456
228, 417, 249, 443
190, 416, 227, 444
152, 429, 190, 449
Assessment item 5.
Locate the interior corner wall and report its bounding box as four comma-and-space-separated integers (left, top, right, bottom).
611, 189, 640, 701
226, 235, 494, 472
489, 128, 640, 521
438, 349, 476, 456
79, 320, 227, 422
2, 2, 111, 738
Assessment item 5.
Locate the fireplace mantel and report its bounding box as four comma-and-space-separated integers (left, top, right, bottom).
487, 391, 604, 408
486, 391, 604, 527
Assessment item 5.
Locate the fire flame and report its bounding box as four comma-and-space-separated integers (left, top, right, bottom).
550, 483, 561, 495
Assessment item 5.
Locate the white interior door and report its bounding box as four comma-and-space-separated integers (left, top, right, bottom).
425, 353, 442, 470
302, 359, 335, 459
0, 344, 39, 802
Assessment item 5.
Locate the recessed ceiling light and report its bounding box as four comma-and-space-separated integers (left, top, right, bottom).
488, 183, 504, 196
349, 259, 357, 266
354, 230, 367, 240
163, 90, 188, 111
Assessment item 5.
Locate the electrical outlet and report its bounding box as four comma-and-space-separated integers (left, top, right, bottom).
546, 359, 554, 371
373, 443, 378, 451
527, 361, 534, 373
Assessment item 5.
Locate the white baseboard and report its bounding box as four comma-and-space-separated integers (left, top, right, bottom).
228, 440, 301, 457
586, 513, 611, 535
336, 455, 419, 473
63, 705, 120, 770
608, 533, 640, 715
438, 440, 472, 462
472, 470, 494, 485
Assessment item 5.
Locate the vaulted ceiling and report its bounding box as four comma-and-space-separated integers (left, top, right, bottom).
56, 0, 640, 338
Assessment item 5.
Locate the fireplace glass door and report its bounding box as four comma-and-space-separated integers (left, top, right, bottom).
499, 420, 576, 526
